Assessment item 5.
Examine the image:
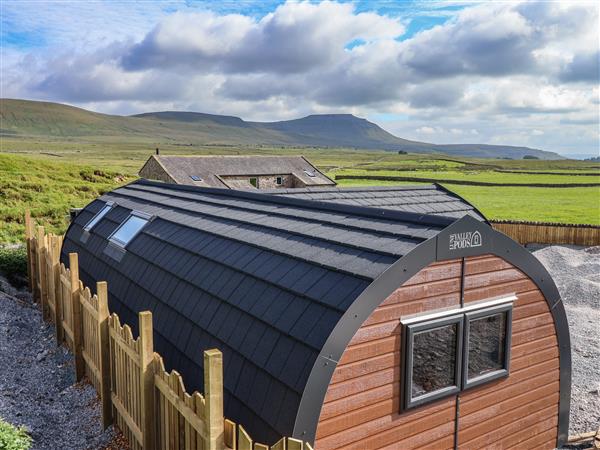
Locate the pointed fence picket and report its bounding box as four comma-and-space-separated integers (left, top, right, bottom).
24, 210, 314, 450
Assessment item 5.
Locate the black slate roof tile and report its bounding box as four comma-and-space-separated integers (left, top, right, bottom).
61, 179, 481, 444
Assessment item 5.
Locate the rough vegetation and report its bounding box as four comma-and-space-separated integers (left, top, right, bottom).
0, 141, 598, 244
0, 154, 133, 243
0, 418, 32, 450
0, 246, 28, 286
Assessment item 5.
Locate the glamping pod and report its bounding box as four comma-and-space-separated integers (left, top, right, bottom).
62, 180, 570, 449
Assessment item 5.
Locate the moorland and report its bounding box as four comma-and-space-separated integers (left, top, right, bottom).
0, 98, 599, 245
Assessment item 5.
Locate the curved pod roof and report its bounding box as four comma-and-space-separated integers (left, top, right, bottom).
61, 179, 569, 446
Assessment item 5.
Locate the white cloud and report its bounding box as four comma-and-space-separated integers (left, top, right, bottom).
1, 0, 598, 155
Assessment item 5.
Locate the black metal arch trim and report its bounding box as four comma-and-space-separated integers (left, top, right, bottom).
293, 215, 571, 448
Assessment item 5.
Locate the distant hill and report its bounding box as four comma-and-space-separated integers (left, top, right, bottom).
0, 99, 564, 159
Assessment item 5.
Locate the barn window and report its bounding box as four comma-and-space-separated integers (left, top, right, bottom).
463, 303, 512, 389
403, 315, 463, 409
84, 202, 113, 231
276, 176, 283, 185
402, 297, 514, 410
249, 177, 258, 188
109, 211, 151, 247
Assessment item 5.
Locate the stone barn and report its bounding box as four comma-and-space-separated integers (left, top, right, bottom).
138, 154, 335, 189
62, 179, 570, 449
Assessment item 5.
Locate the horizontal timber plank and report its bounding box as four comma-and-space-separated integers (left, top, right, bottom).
512, 311, 554, 333
365, 293, 459, 326
154, 375, 207, 438
324, 367, 397, 403
459, 360, 559, 411
458, 382, 559, 432
111, 392, 143, 445
320, 381, 398, 422
330, 352, 396, 385
512, 323, 556, 346
338, 335, 397, 366
317, 401, 455, 450
507, 427, 557, 450
458, 404, 557, 449
109, 329, 140, 366
464, 279, 535, 302
402, 261, 462, 286
81, 350, 101, 380
342, 408, 456, 450
512, 335, 557, 359
80, 297, 99, 319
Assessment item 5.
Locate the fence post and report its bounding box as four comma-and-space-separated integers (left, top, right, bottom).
24, 210, 34, 292
204, 348, 224, 450
69, 252, 85, 381
139, 311, 155, 450
96, 281, 112, 429
52, 236, 64, 345
36, 226, 47, 315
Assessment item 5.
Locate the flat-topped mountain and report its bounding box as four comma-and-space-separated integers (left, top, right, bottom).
0, 99, 563, 159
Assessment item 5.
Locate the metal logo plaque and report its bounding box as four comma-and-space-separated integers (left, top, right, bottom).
437, 215, 492, 260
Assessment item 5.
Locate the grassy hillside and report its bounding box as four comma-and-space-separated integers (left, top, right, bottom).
0, 149, 598, 246
0, 154, 133, 243
0, 99, 564, 159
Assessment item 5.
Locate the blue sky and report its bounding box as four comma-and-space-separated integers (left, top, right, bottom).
1, 0, 599, 156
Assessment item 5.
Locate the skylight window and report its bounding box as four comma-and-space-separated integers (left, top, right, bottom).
190, 175, 202, 182
303, 170, 316, 177
84, 202, 113, 231
109, 212, 150, 248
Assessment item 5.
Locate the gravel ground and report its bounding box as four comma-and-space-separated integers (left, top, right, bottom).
0, 277, 120, 450
532, 245, 600, 438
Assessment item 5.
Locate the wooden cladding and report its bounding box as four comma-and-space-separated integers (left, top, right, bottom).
315, 255, 559, 450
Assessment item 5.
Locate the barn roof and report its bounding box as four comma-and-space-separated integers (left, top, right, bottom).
139, 155, 335, 188
61, 179, 484, 443
259, 184, 486, 220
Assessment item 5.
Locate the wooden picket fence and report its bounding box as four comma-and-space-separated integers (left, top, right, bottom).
24, 210, 313, 450
491, 220, 600, 246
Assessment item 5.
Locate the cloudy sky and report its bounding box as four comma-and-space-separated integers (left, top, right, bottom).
1, 0, 599, 156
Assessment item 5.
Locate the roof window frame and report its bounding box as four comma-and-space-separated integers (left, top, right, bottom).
108, 210, 152, 248
83, 201, 114, 231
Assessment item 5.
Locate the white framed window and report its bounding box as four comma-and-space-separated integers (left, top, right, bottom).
108, 211, 151, 248
84, 202, 113, 231
401, 296, 514, 410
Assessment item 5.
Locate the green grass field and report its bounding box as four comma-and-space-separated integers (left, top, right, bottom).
0, 139, 599, 244
331, 168, 600, 185
0, 153, 134, 243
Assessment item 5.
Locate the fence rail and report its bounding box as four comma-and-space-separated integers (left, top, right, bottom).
24, 210, 312, 450
491, 220, 600, 246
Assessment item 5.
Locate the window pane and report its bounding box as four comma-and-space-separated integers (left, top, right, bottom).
85, 204, 111, 230
468, 313, 506, 379
412, 323, 457, 398
111, 215, 148, 246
